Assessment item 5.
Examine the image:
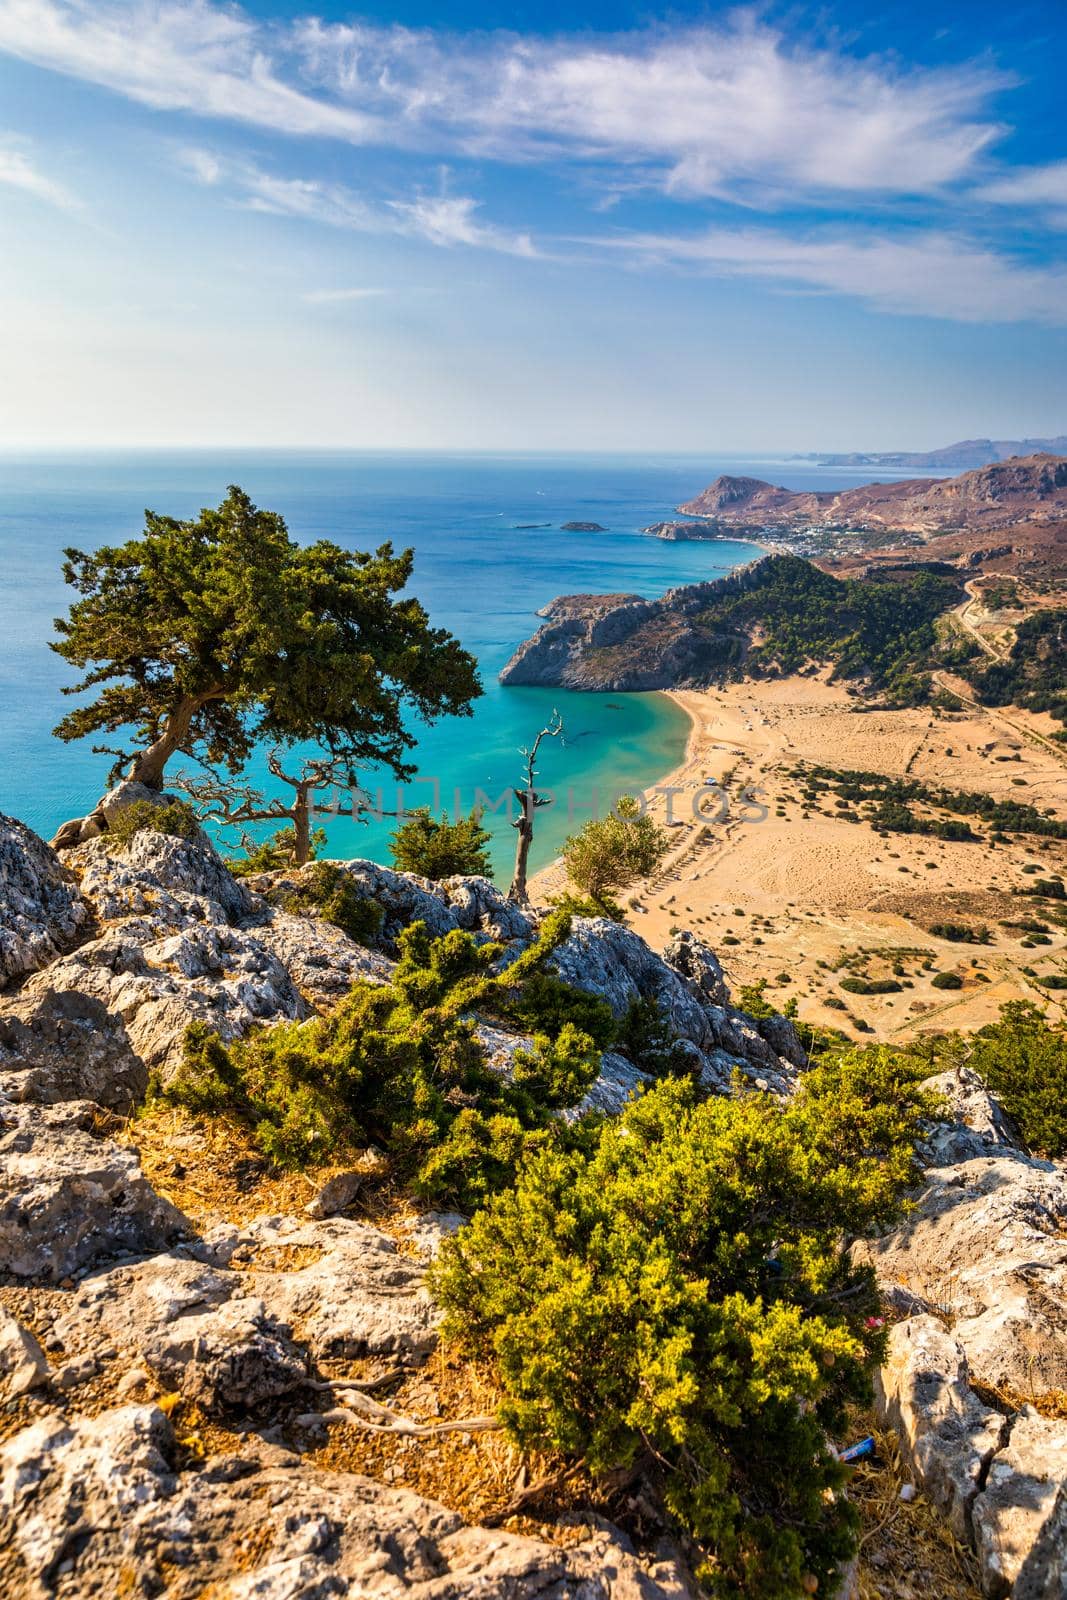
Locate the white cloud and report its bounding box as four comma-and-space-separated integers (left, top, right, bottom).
298, 17, 1007, 200
0, 0, 381, 141
183, 150, 538, 257
0, 1, 1011, 203
0, 138, 77, 210
591, 225, 1067, 324
978, 160, 1067, 226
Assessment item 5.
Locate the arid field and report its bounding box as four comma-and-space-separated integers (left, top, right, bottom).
533, 673, 1067, 1040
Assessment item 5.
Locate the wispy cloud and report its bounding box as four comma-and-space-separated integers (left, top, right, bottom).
0, 137, 78, 211
0, 1, 1012, 204
181, 148, 538, 257
0, 0, 381, 142
978, 160, 1067, 226
590, 225, 1067, 325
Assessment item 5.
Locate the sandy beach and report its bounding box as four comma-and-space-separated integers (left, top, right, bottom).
532, 674, 1067, 1040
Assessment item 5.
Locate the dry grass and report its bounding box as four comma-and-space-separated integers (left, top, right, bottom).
849, 1416, 982, 1600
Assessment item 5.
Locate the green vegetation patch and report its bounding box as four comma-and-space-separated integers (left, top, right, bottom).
106, 797, 200, 848
433, 1052, 936, 1598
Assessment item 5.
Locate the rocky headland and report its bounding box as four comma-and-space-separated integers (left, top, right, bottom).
2, 801, 1065, 1597
672, 454, 1067, 538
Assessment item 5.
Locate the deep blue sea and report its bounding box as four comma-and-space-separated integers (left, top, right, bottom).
0, 451, 903, 880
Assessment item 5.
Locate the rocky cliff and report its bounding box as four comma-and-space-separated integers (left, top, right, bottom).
675, 453, 1067, 535
1, 810, 1064, 1598
499, 559, 771, 689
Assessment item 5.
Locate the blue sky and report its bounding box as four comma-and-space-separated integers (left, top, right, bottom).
1, 0, 1065, 451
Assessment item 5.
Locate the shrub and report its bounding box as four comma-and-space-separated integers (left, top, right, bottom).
279, 862, 384, 946
917, 1003, 1067, 1158
840, 976, 903, 995
107, 797, 200, 848
929, 922, 991, 944
562, 799, 669, 915
931, 971, 963, 990
161, 912, 602, 1207
1042, 974, 1067, 991
433, 1053, 934, 1597
390, 806, 492, 880
614, 996, 693, 1078
228, 825, 326, 876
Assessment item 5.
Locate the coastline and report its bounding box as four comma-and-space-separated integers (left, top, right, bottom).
535, 673, 1067, 1042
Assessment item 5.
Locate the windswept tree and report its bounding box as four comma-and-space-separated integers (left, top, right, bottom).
50, 486, 480, 845
176, 748, 367, 868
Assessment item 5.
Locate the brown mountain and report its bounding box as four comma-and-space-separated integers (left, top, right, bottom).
676, 454, 1067, 535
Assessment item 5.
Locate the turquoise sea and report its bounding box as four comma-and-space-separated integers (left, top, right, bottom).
0, 451, 881, 880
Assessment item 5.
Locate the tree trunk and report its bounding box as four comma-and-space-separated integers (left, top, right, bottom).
127, 695, 202, 790
51, 693, 209, 850
509, 793, 535, 904
292, 788, 312, 865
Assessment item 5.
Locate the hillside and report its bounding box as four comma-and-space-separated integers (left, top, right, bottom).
674, 453, 1067, 536
809, 436, 1067, 470
500, 553, 962, 699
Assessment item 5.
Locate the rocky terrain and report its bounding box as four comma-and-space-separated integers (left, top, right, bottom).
1, 804, 1065, 1597
672, 455, 1067, 538
498, 556, 859, 690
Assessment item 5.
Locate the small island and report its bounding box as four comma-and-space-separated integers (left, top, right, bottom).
560, 520, 607, 532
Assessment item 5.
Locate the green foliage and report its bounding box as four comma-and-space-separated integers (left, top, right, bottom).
52, 485, 480, 784
433, 1053, 934, 1597
106, 797, 200, 848
502, 970, 617, 1052
914, 1002, 1067, 1157
562, 799, 669, 915
690, 555, 959, 695
614, 996, 693, 1078
796, 764, 1067, 842
161, 911, 603, 1207
964, 610, 1067, 726
840, 976, 903, 995
228, 825, 326, 877
390, 806, 493, 880
929, 922, 990, 944
931, 971, 964, 990
737, 978, 778, 1019
279, 862, 384, 946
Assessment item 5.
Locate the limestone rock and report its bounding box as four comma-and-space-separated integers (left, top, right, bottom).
662, 930, 728, 1007
0, 1403, 692, 1600
22, 924, 305, 1080
70, 827, 255, 930
398, 1210, 468, 1262
240, 1215, 439, 1361
875, 1315, 1007, 1542
573, 1050, 653, 1118
0, 813, 89, 990
0, 1306, 49, 1400
0, 988, 147, 1110
918, 1067, 1022, 1168
0, 1404, 177, 1595
440, 873, 536, 943
550, 916, 803, 1094
1013, 1483, 1067, 1600
973, 1408, 1067, 1598
254, 909, 394, 1007
859, 1152, 1067, 1392
52, 1254, 236, 1359
0, 1102, 189, 1280
143, 1295, 308, 1410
